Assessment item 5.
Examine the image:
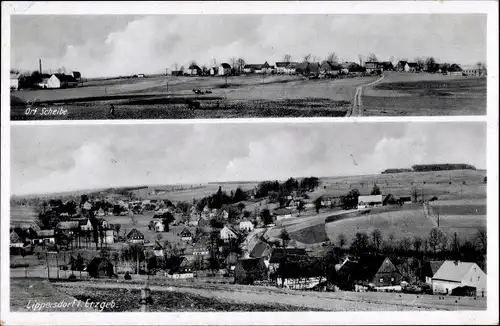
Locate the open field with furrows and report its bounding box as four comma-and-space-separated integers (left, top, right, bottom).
43, 279, 486, 311
10, 75, 376, 120
362, 72, 486, 116
310, 169, 487, 201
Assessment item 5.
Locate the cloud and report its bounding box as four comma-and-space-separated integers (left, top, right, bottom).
11, 14, 486, 78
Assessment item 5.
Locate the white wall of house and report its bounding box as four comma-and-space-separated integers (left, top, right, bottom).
276, 214, 292, 221
167, 272, 194, 279
10, 78, 19, 90
220, 227, 237, 242
47, 75, 61, 88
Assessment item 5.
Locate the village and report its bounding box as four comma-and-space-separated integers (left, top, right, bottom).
10, 165, 488, 307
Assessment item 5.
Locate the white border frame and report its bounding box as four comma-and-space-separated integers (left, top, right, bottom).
1, 1, 498, 325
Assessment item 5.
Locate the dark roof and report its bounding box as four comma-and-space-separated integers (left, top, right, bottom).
87, 257, 113, 271
269, 248, 308, 263
273, 208, 292, 216
275, 62, 289, 68
236, 257, 266, 273
398, 60, 408, 66
10, 228, 26, 243
250, 242, 272, 258
356, 255, 399, 282
407, 62, 419, 68
337, 259, 359, 276
53, 74, 77, 82
220, 63, 231, 69
448, 63, 463, 72
278, 258, 324, 278
126, 228, 144, 239
320, 61, 342, 71
428, 260, 445, 277
399, 196, 412, 201
180, 228, 192, 236
188, 64, 201, 70
225, 252, 240, 265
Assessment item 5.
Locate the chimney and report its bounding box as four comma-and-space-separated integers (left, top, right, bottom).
39, 58, 42, 74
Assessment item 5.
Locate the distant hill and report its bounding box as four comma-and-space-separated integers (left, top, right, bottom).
382, 164, 476, 174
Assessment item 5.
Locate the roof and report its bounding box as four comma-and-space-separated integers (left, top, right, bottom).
126, 228, 144, 239
356, 255, 398, 281
269, 248, 308, 263
274, 208, 292, 216
428, 260, 445, 276
358, 195, 383, 203
38, 229, 55, 237
222, 225, 242, 237
10, 73, 21, 79
225, 252, 240, 265
250, 242, 273, 258
87, 257, 112, 270
278, 258, 324, 278
398, 60, 408, 65
433, 261, 478, 282
275, 62, 290, 68
320, 61, 342, 71
244, 64, 264, 69
407, 62, 419, 68
57, 221, 80, 230
180, 228, 192, 236
10, 228, 26, 243
220, 63, 231, 69
236, 257, 266, 273
53, 74, 77, 82
188, 64, 201, 70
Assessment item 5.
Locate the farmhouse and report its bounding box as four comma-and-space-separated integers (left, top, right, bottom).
82, 201, 92, 211
275, 258, 325, 290
87, 257, 114, 278
37, 230, 55, 244
319, 61, 342, 76
220, 225, 241, 243
396, 61, 419, 72
38, 74, 78, 89
379, 61, 394, 71
365, 62, 380, 73
239, 220, 254, 232
10, 229, 26, 248
399, 196, 412, 204
79, 218, 93, 232
357, 195, 383, 210
274, 208, 292, 221
166, 257, 194, 279
250, 242, 273, 268
275, 62, 290, 74
180, 228, 193, 241
341, 62, 364, 74
423, 260, 445, 284
192, 237, 210, 256
354, 255, 402, 289
10, 73, 21, 90
218, 63, 232, 76
154, 220, 165, 232
447, 63, 463, 76
431, 261, 486, 296
187, 64, 202, 76
269, 248, 308, 272
461, 65, 486, 77
126, 228, 145, 244
234, 257, 268, 285
284, 62, 299, 75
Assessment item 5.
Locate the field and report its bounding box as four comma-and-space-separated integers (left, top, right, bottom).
362, 72, 486, 116
10, 278, 486, 312
10, 75, 377, 120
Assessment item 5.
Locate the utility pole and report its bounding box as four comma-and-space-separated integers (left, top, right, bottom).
437, 212, 440, 227
45, 251, 50, 280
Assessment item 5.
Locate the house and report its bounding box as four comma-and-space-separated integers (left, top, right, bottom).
219, 209, 229, 220
126, 228, 145, 244
87, 257, 114, 278
447, 63, 463, 76
275, 62, 290, 74
243, 64, 261, 74
192, 237, 210, 256
171, 70, 183, 77
218, 63, 232, 76
220, 225, 241, 243
354, 255, 402, 289
180, 228, 193, 241
82, 201, 92, 211
154, 220, 165, 232
79, 218, 93, 232
101, 230, 115, 244
137, 74, 146, 78
72, 71, 82, 81
296, 62, 320, 77
365, 62, 380, 73
37, 230, 55, 244
39, 74, 78, 89
461, 65, 486, 77
275, 258, 325, 290
340, 62, 364, 74
239, 220, 254, 232
396, 61, 410, 72
379, 61, 394, 71
319, 61, 342, 76
209, 66, 219, 76
431, 261, 486, 296
382, 194, 398, 206
284, 62, 299, 75
357, 195, 383, 210
97, 207, 106, 216
268, 248, 308, 272
166, 257, 194, 279
407, 62, 419, 72
10, 73, 21, 90
336, 257, 360, 289
10, 228, 26, 248
249, 242, 273, 268
399, 196, 412, 204
274, 208, 292, 221
187, 64, 202, 76
234, 258, 268, 284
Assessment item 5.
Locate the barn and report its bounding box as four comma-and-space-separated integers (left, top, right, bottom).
87, 257, 114, 278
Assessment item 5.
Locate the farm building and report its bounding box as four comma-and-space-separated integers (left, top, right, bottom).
79, 218, 93, 231
283, 62, 299, 74
209, 66, 219, 76
166, 256, 194, 279
275, 258, 325, 290
187, 64, 202, 76
218, 63, 232, 76
399, 196, 412, 204
250, 242, 273, 268
37, 230, 55, 244
357, 195, 383, 210
234, 257, 268, 285
239, 220, 254, 232
422, 260, 445, 284
447, 63, 463, 76
38, 74, 78, 89
341, 62, 364, 73
296, 62, 320, 77
10, 73, 21, 90
171, 70, 183, 76
180, 228, 193, 241
243, 64, 263, 74
268, 248, 308, 272
353, 255, 403, 289
220, 225, 241, 243
154, 220, 165, 232
336, 257, 360, 287
379, 61, 395, 71
87, 257, 114, 278
382, 194, 398, 206
319, 61, 342, 76
431, 261, 486, 296
10, 228, 26, 248
72, 71, 82, 81
126, 228, 145, 244
461, 65, 486, 76
364, 62, 380, 73
274, 208, 292, 221
396, 61, 419, 72
192, 237, 210, 256
275, 62, 290, 74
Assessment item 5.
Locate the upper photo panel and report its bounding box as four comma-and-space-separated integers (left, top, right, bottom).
10, 14, 486, 120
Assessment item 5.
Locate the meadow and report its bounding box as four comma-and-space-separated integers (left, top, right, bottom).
362, 72, 486, 116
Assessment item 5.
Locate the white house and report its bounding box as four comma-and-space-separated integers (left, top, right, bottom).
357, 195, 383, 210
180, 228, 193, 242
220, 209, 229, 220
239, 220, 254, 232
10, 73, 21, 90
218, 63, 232, 76
97, 208, 106, 216
209, 66, 219, 76
80, 219, 93, 232
220, 226, 240, 243
431, 261, 487, 296
83, 201, 92, 211
274, 208, 292, 221
187, 64, 201, 76
38, 74, 78, 89
154, 221, 165, 232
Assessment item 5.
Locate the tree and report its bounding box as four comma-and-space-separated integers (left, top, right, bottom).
162, 212, 175, 232
180, 65, 185, 72
314, 196, 323, 214
337, 233, 347, 248
189, 60, 197, 67
367, 53, 378, 62
425, 57, 437, 72
236, 58, 246, 74
303, 54, 312, 62
283, 54, 292, 63
371, 229, 382, 253
350, 232, 369, 257
475, 61, 487, 75
474, 228, 486, 255
229, 57, 238, 71
279, 228, 291, 248
428, 228, 448, 255
370, 183, 381, 195
296, 200, 305, 216
398, 237, 413, 254
411, 187, 419, 203
413, 236, 423, 253
237, 202, 246, 213
327, 52, 339, 63
260, 208, 273, 226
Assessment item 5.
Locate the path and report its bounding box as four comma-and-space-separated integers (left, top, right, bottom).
347, 74, 385, 117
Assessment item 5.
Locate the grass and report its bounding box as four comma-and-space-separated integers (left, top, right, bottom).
10, 75, 376, 120
289, 223, 329, 244
362, 72, 486, 116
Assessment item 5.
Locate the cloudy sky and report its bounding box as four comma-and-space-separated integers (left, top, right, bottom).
11, 122, 486, 195
11, 14, 486, 78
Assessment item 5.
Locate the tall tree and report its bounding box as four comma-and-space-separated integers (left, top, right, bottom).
370, 183, 381, 195
236, 58, 246, 74
367, 53, 378, 62
303, 54, 312, 62
283, 54, 292, 63
371, 229, 382, 253
279, 228, 291, 248
296, 200, 305, 216
327, 52, 339, 63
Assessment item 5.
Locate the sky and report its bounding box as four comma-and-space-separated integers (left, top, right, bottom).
11, 122, 486, 196
10, 14, 486, 78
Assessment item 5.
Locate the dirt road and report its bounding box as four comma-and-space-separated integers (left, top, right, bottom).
347, 75, 385, 117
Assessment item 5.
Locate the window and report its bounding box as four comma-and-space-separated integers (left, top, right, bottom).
391, 278, 394, 282
380, 278, 384, 283
477, 276, 480, 281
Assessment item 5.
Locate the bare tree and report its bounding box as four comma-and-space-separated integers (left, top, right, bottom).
337, 233, 347, 248
283, 54, 292, 63
312, 55, 322, 63
236, 58, 246, 74
476, 62, 487, 75
229, 57, 238, 70
303, 54, 312, 62
367, 53, 378, 62
358, 54, 364, 66
371, 228, 382, 252
327, 52, 339, 64
188, 60, 198, 67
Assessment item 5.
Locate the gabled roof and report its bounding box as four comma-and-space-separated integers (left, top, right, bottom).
356, 255, 399, 281
87, 257, 112, 270
57, 221, 80, 230
407, 62, 419, 68
269, 248, 308, 263
222, 225, 242, 237
358, 195, 383, 203
38, 229, 55, 237
220, 63, 231, 69
275, 62, 290, 68
433, 261, 479, 282
320, 61, 342, 71
180, 228, 192, 236
225, 252, 240, 265
274, 208, 292, 216
236, 257, 267, 273
10, 228, 26, 243
53, 73, 77, 82
278, 258, 324, 278
250, 242, 273, 258
428, 260, 445, 276
188, 64, 201, 70
126, 228, 144, 239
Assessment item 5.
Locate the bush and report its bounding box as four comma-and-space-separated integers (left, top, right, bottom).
68, 274, 77, 280
124, 272, 132, 280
